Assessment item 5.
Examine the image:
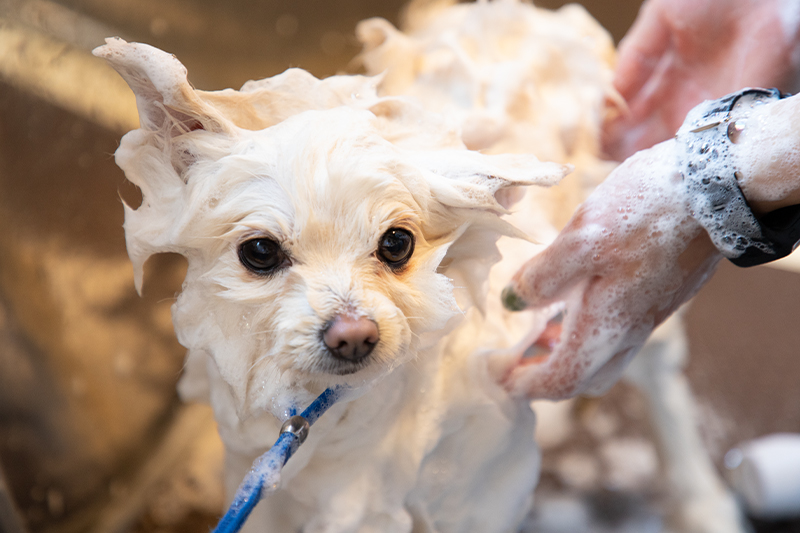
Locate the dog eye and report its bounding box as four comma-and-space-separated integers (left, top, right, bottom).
378, 228, 414, 268
238, 238, 289, 275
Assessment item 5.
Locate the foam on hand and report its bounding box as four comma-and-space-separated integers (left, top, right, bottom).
504, 134, 724, 399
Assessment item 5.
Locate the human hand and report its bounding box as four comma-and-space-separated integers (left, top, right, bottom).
603, 0, 800, 161
500, 140, 722, 400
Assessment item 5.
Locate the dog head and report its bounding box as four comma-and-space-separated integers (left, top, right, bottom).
95, 38, 567, 419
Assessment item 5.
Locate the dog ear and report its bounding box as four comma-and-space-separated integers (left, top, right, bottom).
94, 38, 239, 293
408, 149, 568, 220
93, 37, 233, 136
408, 149, 570, 311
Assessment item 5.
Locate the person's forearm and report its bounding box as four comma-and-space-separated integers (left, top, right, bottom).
733, 94, 800, 214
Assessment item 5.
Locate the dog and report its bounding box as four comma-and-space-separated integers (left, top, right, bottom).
94, 35, 570, 532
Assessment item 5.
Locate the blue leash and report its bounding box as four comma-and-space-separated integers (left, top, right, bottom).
212, 387, 344, 533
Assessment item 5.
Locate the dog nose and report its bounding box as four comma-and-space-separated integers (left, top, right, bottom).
323, 314, 379, 362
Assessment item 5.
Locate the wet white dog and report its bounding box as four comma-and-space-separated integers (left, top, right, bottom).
95, 37, 568, 532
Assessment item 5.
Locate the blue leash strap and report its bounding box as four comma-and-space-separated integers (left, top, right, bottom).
212, 386, 345, 533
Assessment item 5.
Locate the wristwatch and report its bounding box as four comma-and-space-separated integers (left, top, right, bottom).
676, 88, 800, 267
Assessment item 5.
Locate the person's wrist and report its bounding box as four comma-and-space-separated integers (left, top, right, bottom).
733, 95, 800, 215
746, 196, 800, 216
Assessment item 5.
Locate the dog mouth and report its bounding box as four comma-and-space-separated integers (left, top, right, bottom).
316, 358, 373, 376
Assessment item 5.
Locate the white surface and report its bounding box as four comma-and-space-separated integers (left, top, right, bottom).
727, 433, 800, 518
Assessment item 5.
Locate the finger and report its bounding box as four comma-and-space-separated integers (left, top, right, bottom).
613, 0, 671, 103
504, 272, 654, 400
603, 105, 673, 161
503, 283, 605, 399
502, 233, 593, 311
603, 2, 674, 160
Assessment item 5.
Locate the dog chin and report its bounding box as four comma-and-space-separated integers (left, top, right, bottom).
293, 345, 408, 389
322, 361, 370, 376
307, 353, 390, 380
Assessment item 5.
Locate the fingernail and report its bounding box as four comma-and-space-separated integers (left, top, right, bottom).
501, 285, 527, 311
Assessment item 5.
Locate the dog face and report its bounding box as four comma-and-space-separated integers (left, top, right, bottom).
96, 38, 567, 419
166, 109, 475, 410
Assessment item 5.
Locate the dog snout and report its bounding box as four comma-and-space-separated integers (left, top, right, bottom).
323, 314, 380, 362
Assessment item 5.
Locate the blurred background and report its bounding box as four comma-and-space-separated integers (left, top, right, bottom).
1, 1, 799, 532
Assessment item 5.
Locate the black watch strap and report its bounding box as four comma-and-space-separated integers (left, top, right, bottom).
730, 202, 800, 267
